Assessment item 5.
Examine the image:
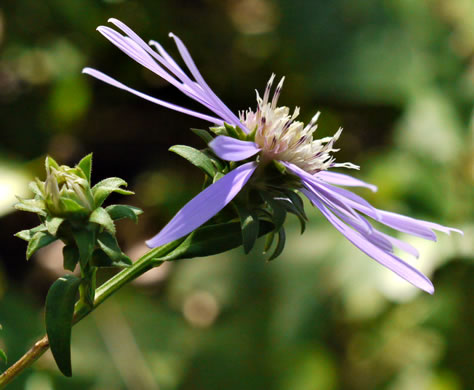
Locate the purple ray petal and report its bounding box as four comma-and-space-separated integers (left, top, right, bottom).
302, 190, 434, 294
146, 162, 257, 248
283, 162, 374, 233
378, 231, 420, 258
209, 136, 261, 161
82, 68, 224, 125
97, 19, 242, 126
316, 171, 377, 192
168, 33, 246, 131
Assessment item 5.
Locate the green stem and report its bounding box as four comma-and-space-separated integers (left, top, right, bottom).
0, 241, 178, 389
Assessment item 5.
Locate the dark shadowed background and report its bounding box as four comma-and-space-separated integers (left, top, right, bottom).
0, 0, 473, 389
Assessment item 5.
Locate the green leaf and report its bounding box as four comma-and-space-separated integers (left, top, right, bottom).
96, 232, 132, 266
63, 245, 80, 272
26, 231, 57, 259
224, 122, 246, 140
15, 224, 48, 241
209, 126, 228, 136
90, 248, 131, 268
263, 232, 275, 254
0, 349, 6, 364
89, 207, 116, 234
268, 227, 286, 261
191, 128, 214, 144
45, 274, 81, 377
77, 153, 93, 184
283, 190, 307, 220
72, 229, 95, 267
105, 204, 143, 223
236, 205, 259, 254
163, 221, 274, 261
60, 197, 88, 216
92, 177, 134, 207
45, 156, 60, 171
262, 193, 287, 232
29, 180, 44, 197
169, 145, 216, 177
45, 217, 64, 236
14, 198, 47, 216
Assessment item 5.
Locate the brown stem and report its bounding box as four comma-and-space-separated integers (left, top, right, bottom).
0, 335, 50, 388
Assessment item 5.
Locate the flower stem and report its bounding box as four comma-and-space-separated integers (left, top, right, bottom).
0, 241, 177, 388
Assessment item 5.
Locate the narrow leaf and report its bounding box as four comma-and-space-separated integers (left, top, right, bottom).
15, 224, 48, 242
92, 177, 133, 207
45, 156, 60, 170
262, 193, 287, 232
26, 231, 57, 259
191, 128, 214, 144
63, 245, 80, 272
268, 228, 286, 261
169, 145, 216, 177
14, 198, 47, 216
236, 205, 259, 254
105, 204, 143, 223
72, 229, 95, 267
263, 232, 275, 254
45, 274, 81, 377
77, 153, 93, 184
45, 217, 64, 236
96, 232, 132, 266
91, 249, 131, 267
163, 221, 274, 261
89, 207, 116, 234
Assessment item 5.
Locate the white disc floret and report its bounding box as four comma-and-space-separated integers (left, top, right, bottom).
240, 74, 358, 174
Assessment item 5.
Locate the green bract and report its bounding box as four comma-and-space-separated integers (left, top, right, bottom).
168, 125, 309, 259
14, 154, 142, 377
14, 154, 141, 266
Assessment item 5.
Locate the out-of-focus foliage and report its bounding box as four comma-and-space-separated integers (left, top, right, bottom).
0, 0, 472, 389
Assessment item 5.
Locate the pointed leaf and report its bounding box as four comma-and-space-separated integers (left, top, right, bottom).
97, 231, 132, 266
77, 153, 93, 184
60, 198, 89, 217
14, 198, 47, 216
92, 177, 134, 207
263, 231, 275, 254
262, 193, 287, 232
15, 224, 48, 242
236, 205, 259, 254
169, 145, 216, 177
268, 228, 286, 261
29, 180, 43, 197
105, 204, 143, 223
45, 274, 81, 377
163, 220, 274, 261
91, 249, 131, 267
63, 245, 80, 272
191, 128, 214, 144
89, 207, 116, 234
45, 156, 60, 170
72, 229, 95, 267
46, 217, 64, 236
0, 349, 6, 364
26, 231, 57, 259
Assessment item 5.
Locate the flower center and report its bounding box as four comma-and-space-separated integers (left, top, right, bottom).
240, 75, 357, 174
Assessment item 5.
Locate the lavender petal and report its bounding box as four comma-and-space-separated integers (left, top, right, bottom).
304, 191, 434, 294
209, 136, 261, 161
316, 171, 378, 192
82, 68, 224, 125
146, 162, 257, 248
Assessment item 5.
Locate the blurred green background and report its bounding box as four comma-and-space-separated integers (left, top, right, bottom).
0, 0, 473, 389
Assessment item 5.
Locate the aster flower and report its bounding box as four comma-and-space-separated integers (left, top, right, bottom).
83, 19, 462, 294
